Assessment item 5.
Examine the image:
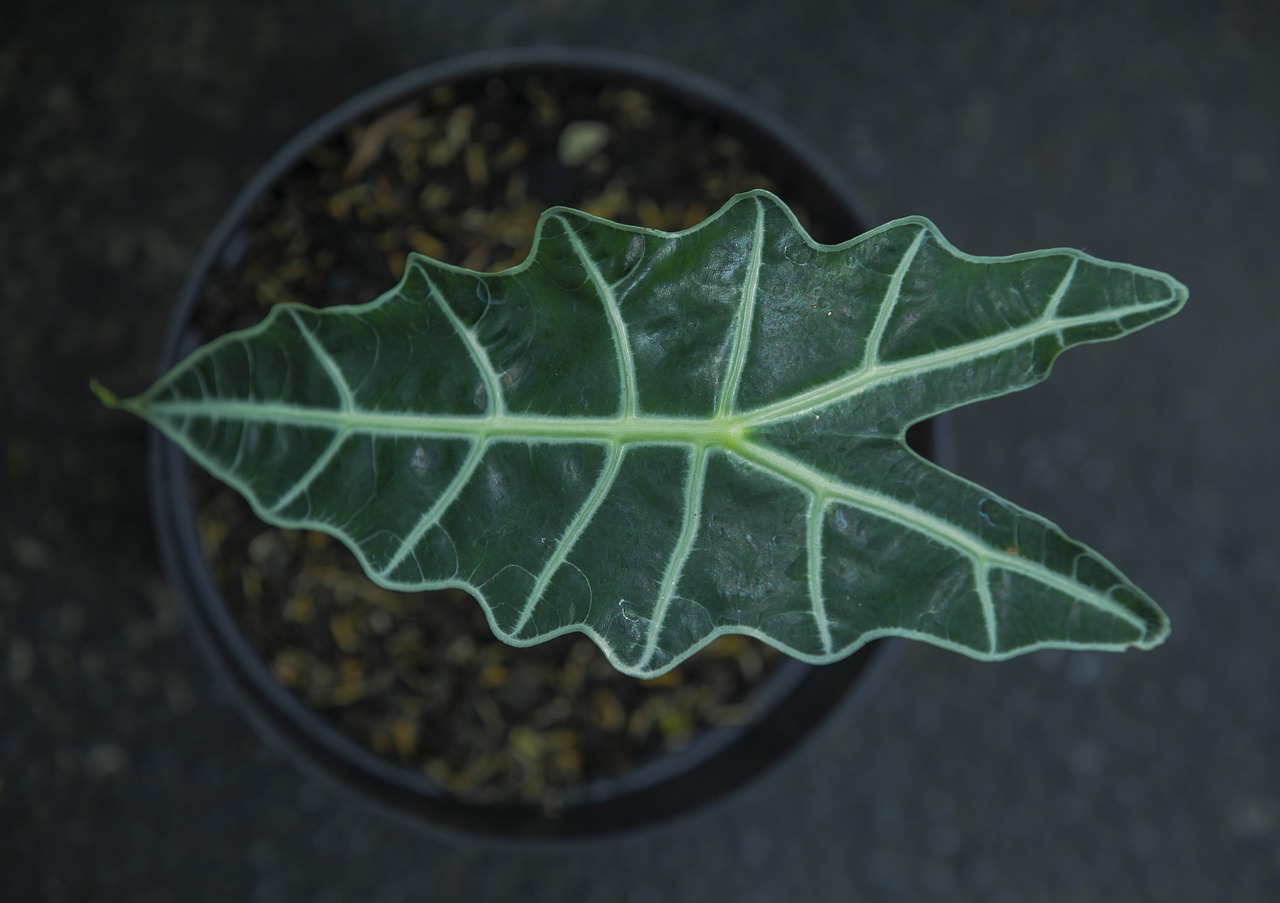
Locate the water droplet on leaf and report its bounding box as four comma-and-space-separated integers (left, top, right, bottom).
623, 234, 645, 273
410, 445, 429, 477
978, 497, 1009, 529
784, 241, 816, 266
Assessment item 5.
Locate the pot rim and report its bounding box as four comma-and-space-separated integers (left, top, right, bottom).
149, 45, 911, 846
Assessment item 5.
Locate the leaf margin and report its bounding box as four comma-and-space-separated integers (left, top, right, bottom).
104, 189, 1189, 677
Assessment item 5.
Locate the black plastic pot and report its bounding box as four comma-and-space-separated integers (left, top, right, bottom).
149, 47, 931, 844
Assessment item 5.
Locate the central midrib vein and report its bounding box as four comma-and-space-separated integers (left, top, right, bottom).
147, 394, 1149, 637
148, 399, 752, 445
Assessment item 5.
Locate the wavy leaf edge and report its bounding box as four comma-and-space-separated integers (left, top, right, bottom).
114, 189, 1188, 677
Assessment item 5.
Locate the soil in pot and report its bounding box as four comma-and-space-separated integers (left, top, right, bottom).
190, 70, 849, 814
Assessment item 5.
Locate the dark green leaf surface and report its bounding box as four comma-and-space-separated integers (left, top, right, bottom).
118, 191, 1187, 676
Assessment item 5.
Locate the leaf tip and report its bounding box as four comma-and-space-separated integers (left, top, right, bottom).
90, 378, 121, 409
1166, 274, 1191, 313
1134, 612, 1173, 651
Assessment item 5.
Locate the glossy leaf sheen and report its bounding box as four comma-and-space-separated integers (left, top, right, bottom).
125, 191, 1186, 677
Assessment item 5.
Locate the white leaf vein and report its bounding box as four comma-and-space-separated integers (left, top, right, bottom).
512, 443, 625, 635
555, 215, 639, 416
716, 196, 765, 417
639, 446, 708, 670
420, 268, 505, 415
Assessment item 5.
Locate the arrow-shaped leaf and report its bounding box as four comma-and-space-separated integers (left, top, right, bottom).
107, 190, 1187, 677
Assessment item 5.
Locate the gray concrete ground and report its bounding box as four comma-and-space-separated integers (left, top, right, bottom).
3, 1, 1277, 900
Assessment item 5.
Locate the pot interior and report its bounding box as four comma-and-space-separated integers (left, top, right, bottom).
168, 57, 884, 836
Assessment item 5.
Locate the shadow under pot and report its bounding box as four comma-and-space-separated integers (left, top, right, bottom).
149, 47, 932, 843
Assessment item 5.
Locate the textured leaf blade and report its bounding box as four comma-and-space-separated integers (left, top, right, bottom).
120, 191, 1186, 676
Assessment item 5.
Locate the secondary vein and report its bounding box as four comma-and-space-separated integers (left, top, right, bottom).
555, 215, 639, 416
716, 196, 765, 417
639, 446, 708, 670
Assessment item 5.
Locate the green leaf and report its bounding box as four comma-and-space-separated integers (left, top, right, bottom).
116, 190, 1187, 677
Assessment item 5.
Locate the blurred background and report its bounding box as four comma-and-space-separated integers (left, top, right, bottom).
2, 1, 1276, 900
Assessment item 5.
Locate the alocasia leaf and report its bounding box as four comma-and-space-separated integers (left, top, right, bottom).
100, 190, 1187, 677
